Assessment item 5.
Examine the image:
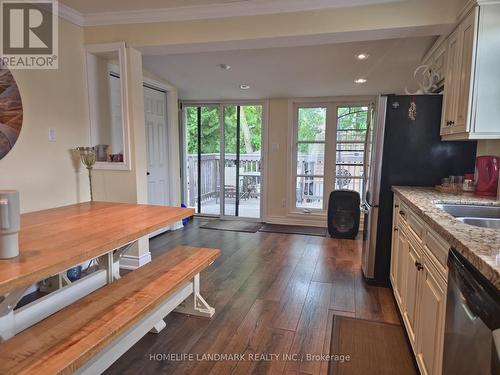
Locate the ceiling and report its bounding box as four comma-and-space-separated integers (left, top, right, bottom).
142, 36, 436, 100
60, 0, 247, 13
59, 0, 397, 16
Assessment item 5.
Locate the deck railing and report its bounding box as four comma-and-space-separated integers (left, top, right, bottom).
186, 152, 364, 207
186, 153, 262, 207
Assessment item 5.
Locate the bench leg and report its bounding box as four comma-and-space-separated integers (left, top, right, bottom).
149, 319, 166, 334
0, 287, 28, 342
174, 274, 215, 319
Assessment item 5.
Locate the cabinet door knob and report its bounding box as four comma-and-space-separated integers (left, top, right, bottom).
450, 121, 455, 125
415, 261, 424, 271
399, 210, 406, 217
394, 227, 399, 232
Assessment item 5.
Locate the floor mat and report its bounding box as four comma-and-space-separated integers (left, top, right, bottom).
200, 220, 263, 233
259, 223, 327, 237
329, 315, 417, 375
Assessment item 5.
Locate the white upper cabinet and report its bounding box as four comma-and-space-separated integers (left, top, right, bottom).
440, 29, 460, 136
438, 3, 500, 140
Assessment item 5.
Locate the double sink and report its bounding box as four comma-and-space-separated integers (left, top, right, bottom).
435, 204, 500, 229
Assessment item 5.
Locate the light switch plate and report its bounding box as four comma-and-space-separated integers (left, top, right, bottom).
48, 128, 56, 142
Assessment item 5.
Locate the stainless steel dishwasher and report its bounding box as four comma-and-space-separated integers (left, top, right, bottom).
443, 248, 500, 375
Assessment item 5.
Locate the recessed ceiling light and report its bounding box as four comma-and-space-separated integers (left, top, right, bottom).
354, 78, 367, 84
356, 53, 370, 60
239, 84, 250, 90
217, 63, 231, 70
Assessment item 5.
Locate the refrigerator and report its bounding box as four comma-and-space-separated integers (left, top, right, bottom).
361, 95, 477, 285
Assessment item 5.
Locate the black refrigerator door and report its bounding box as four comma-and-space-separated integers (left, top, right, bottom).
372, 95, 477, 286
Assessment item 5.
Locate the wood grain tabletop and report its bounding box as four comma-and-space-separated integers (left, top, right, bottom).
0, 201, 194, 295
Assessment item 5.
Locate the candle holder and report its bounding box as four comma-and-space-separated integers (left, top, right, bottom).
76, 147, 96, 201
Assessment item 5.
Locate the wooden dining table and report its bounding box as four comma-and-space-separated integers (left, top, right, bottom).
0, 201, 194, 341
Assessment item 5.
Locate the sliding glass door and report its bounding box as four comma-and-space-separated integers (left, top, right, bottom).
185, 105, 221, 215
184, 103, 263, 220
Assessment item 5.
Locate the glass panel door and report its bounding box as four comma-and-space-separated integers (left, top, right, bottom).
222, 105, 262, 219
295, 106, 326, 210
185, 105, 220, 215
185, 103, 262, 219
334, 106, 369, 196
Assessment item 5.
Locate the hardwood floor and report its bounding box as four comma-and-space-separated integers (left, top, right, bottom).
106, 219, 400, 375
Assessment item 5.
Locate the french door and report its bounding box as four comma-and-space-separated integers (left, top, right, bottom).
183, 103, 263, 220
292, 100, 371, 213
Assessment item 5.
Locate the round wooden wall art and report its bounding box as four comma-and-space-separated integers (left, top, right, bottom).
0, 68, 23, 160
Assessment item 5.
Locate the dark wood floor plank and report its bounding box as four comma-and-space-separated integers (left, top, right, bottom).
330, 278, 356, 313
272, 243, 321, 331
106, 220, 400, 375
284, 282, 332, 375
208, 298, 283, 374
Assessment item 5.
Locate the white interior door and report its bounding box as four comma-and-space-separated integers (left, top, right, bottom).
144, 85, 169, 206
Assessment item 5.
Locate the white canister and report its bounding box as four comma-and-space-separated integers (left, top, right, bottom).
0, 190, 20, 259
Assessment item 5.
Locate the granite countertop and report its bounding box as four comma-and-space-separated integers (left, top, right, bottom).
392, 186, 500, 289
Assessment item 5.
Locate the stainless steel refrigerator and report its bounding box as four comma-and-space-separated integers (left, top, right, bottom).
361, 95, 477, 285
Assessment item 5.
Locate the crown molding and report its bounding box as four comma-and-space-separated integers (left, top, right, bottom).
59, 0, 399, 27
59, 2, 84, 26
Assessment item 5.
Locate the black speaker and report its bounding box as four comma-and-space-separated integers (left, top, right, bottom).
327, 190, 360, 239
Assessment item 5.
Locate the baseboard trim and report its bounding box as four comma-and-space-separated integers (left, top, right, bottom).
119, 252, 152, 270
265, 214, 364, 231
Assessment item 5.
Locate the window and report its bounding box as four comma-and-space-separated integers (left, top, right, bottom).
334, 106, 369, 196
295, 107, 326, 209
292, 101, 371, 213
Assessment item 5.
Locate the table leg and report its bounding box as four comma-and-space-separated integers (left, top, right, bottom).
99, 243, 134, 283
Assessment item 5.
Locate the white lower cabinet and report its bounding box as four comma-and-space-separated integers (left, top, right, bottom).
416, 254, 447, 375
403, 235, 421, 347
391, 195, 449, 375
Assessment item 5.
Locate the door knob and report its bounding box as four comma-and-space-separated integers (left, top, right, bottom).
415, 261, 424, 271
146, 172, 150, 176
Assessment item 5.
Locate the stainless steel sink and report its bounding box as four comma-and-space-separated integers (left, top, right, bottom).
456, 217, 500, 229
435, 204, 500, 219
435, 203, 500, 229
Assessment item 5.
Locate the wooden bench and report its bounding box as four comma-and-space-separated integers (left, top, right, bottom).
0, 246, 220, 375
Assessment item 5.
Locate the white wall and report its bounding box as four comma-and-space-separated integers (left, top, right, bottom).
0, 19, 90, 213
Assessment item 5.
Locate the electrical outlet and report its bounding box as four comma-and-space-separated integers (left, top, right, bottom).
48, 128, 56, 142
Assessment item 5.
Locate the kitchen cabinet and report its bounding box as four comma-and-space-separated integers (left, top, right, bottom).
421, 36, 447, 92
390, 194, 449, 375
440, 28, 460, 136
438, 3, 500, 140
403, 233, 421, 347
390, 196, 402, 304
416, 253, 447, 375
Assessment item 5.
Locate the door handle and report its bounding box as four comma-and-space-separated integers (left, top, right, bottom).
461, 302, 477, 321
